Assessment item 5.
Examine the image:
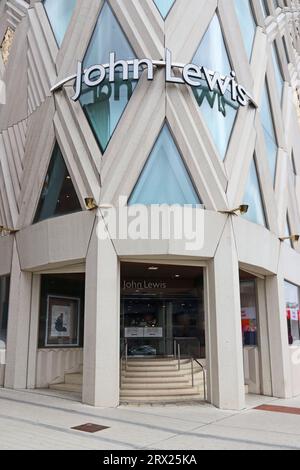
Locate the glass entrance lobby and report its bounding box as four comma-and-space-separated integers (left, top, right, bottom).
121, 263, 205, 360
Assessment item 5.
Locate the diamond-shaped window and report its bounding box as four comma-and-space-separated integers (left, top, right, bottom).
192, 14, 238, 161
153, 0, 175, 19
43, 0, 77, 47
80, 1, 138, 153
260, 81, 278, 184
243, 157, 267, 227
234, 0, 256, 60
34, 142, 82, 223
129, 123, 201, 206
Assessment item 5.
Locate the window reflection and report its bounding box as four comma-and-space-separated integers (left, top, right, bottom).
80, 1, 137, 153
80, 71, 137, 153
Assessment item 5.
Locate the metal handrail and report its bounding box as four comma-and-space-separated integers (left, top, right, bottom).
191, 357, 207, 402
120, 339, 128, 387
177, 343, 181, 370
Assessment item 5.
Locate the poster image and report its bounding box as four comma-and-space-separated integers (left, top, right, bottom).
45, 296, 80, 347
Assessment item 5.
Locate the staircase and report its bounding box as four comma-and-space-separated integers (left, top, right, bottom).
120, 357, 206, 404
48, 358, 206, 404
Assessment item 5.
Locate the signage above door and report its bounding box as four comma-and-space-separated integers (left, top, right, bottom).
51, 49, 257, 108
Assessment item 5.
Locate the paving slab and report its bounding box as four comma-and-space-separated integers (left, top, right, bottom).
1, 388, 300, 450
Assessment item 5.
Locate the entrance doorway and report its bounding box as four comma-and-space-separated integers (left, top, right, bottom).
120, 263, 205, 360
239, 270, 261, 395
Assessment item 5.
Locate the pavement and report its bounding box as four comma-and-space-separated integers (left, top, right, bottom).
0, 388, 300, 450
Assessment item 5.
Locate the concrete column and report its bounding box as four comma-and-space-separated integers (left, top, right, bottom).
27, 274, 41, 389
5, 239, 32, 389
265, 261, 292, 398
206, 219, 245, 410
82, 225, 120, 407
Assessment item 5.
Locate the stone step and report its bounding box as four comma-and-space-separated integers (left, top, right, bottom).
64, 373, 83, 385
120, 387, 201, 397
122, 382, 198, 390
122, 370, 202, 378
121, 395, 203, 404
124, 365, 203, 374
120, 395, 204, 406
121, 376, 190, 384
125, 359, 191, 367
49, 383, 82, 393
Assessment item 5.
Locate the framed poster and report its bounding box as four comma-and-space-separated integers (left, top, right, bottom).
45, 295, 80, 347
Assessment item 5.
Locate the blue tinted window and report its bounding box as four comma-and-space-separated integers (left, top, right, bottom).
153, 0, 175, 19
129, 124, 201, 206
243, 158, 267, 227
260, 83, 278, 183
34, 143, 81, 223
192, 15, 238, 161
43, 0, 76, 46
234, 0, 256, 60
80, 2, 137, 153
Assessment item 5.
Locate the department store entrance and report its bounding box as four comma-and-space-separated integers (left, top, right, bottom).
120, 263, 205, 360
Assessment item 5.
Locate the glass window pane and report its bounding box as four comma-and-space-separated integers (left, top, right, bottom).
240, 280, 258, 347
34, 143, 81, 223
153, 0, 175, 19
43, 0, 77, 46
285, 281, 300, 346
129, 124, 201, 206
80, 2, 137, 153
234, 0, 256, 60
193, 14, 231, 75
0, 276, 10, 347
260, 82, 278, 182
243, 158, 267, 227
192, 14, 238, 160
192, 86, 238, 159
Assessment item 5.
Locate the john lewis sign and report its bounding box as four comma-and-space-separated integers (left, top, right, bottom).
51, 49, 257, 108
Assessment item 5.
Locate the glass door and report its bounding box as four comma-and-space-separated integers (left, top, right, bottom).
120, 296, 205, 358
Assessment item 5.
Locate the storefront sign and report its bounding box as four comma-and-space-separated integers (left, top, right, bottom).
51, 49, 257, 108
123, 280, 167, 290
